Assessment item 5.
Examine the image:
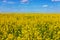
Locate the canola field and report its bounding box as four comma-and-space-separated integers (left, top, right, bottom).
0, 14, 60, 40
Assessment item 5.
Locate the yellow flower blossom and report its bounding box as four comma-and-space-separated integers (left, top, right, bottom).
8, 34, 13, 39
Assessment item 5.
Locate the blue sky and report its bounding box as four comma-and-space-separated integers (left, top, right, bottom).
0, 0, 60, 13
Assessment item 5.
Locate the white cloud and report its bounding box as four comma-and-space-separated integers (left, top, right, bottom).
2, 0, 29, 4
21, 0, 28, 3
42, 5, 48, 8
2, 0, 15, 4
52, 0, 60, 1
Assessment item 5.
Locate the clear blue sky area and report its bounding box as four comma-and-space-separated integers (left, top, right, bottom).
0, 0, 60, 13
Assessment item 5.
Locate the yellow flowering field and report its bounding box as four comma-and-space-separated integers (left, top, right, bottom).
0, 14, 60, 40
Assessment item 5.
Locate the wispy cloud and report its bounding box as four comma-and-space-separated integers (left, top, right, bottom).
2, 0, 15, 4
2, 0, 28, 4
7, 1, 15, 4
21, 0, 28, 3
2, 0, 7, 3
42, 5, 48, 8
52, 0, 60, 1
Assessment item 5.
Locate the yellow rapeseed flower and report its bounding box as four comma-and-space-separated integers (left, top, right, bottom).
8, 34, 13, 39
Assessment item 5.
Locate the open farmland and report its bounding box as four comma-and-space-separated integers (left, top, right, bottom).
0, 14, 60, 40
